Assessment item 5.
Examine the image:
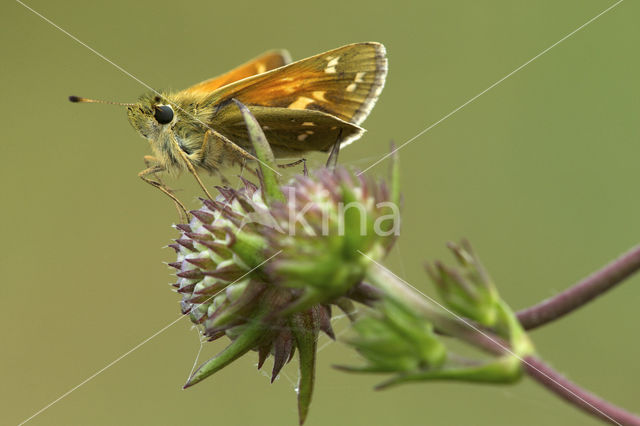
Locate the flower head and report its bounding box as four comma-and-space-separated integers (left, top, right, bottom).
172, 100, 401, 424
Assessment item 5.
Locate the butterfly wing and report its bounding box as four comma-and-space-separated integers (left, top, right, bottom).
210, 104, 364, 156
184, 49, 292, 95
207, 42, 387, 126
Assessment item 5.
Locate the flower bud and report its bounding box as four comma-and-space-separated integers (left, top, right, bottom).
426, 240, 499, 327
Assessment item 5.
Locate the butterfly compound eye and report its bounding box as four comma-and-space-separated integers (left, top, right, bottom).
154, 105, 174, 124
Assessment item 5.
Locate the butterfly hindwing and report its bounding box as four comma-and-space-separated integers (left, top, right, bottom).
207, 42, 387, 126
210, 104, 364, 156
184, 49, 292, 95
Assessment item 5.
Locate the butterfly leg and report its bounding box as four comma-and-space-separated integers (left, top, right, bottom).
277, 158, 308, 176
169, 134, 215, 201
201, 129, 262, 181
325, 129, 343, 170
237, 157, 256, 180
204, 129, 258, 164
139, 157, 189, 222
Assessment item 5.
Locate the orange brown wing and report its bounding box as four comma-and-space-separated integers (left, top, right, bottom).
184, 49, 292, 95
207, 42, 387, 126
210, 104, 365, 155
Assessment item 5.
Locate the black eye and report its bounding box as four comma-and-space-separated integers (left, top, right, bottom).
154, 105, 174, 124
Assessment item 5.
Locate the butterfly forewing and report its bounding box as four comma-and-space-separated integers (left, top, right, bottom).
206, 42, 387, 126
184, 50, 292, 95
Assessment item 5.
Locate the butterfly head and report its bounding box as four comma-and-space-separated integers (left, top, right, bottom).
125, 93, 176, 140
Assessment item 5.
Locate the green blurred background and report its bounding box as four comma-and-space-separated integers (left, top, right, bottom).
2, 0, 639, 424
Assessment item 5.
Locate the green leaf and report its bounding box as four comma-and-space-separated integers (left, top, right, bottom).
233, 99, 285, 205
290, 310, 319, 425
183, 313, 268, 388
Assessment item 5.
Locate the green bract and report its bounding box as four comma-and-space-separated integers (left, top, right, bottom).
341, 241, 534, 390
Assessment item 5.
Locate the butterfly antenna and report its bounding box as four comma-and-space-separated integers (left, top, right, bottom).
68, 95, 135, 107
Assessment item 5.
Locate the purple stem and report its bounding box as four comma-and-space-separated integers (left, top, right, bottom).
517, 244, 640, 330
524, 356, 640, 425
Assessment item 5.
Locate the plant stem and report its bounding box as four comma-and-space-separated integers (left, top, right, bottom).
523, 356, 640, 425
366, 260, 640, 425
517, 244, 640, 330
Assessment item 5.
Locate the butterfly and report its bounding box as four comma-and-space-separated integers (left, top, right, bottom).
70, 42, 387, 216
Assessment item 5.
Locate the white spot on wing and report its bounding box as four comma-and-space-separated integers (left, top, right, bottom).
297, 133, 308, 141
325, 56, 339, 74
346, 83, 357, 92
302, 122, 315, 126
312, 91, 327, 102
288, 96, 314, 109
355, 72, 366, 83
